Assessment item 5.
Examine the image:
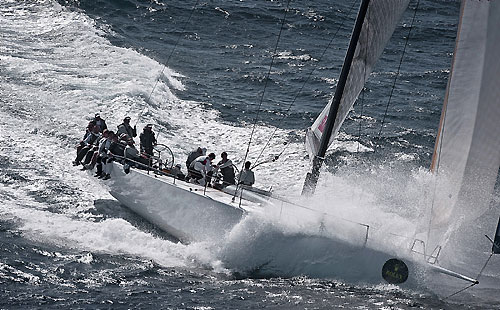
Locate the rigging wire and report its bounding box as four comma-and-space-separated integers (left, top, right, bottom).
357, 87, 366, 153
444, 282, 477, 300
252, 0, 360, 167
251, 140, 291, 170
232, 0, 292, 200
443, 251, 493, 300
135, 0, 201, 127
240, 0, 291, 169
476, 252, 494, 281
375, 0, 420, 141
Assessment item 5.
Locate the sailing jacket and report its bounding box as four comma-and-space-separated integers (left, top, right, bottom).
217, 159, 235, 185
117, 123, 137, 138
186, 149, 202, 170
93, 118, 107, 132
139, 131, 156, 155
191, 156, 213, 176
98, 137, 112, 156
83, 132, 100, 146
239, 169, 255, 186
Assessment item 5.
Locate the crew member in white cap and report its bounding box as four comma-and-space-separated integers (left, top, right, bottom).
92, 113, 107, 133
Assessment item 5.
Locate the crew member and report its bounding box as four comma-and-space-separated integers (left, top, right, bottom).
238, 161, 255, 186
139, 124, 157, 157
117, 116, 137, 140
186, 147, 204, 171
170, 164, 185, 181
93, 113, 107, 132
73, 125, 100, 166
216, 152, 235, 188
190, 153, 215, 186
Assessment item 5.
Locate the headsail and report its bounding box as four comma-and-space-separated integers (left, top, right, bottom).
428, 0, 500, 248
305, 0, 410, 158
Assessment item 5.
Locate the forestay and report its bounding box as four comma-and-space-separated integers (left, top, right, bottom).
429, 0, 500, 248
305, 0, 410, 158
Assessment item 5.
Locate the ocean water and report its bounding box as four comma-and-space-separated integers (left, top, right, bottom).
1, 0, 499, 308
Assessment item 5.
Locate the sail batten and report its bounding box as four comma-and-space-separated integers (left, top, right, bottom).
306, 0, 410, 159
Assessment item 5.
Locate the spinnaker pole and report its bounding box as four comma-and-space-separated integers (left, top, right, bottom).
302, 0, 370, 195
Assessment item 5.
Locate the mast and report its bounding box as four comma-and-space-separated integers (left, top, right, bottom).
302, 0, 370, 195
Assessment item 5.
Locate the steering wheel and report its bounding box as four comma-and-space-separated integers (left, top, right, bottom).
153, 143, 175, 170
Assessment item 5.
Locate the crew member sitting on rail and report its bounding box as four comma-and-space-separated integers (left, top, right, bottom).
238, 161, 255, 186
94, 130, 113, 178
189, 152, 215, 186
93, 113, 107, 133
94, 130, 115, 177
82, 129, 109, 170
73, 125, 101, 166
139, 124, 157, 157
100, 132, 124, 180
77, 120, 96, 155
117, 133, 129, 155
214, 152, 235, 189
124, 137, 137, 159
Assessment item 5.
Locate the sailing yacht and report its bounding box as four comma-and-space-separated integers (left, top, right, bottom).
100, 0, 499, 287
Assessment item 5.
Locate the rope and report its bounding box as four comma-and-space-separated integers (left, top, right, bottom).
252, 0, 360, 167
240, 0, 291, 170
135, 0, 201, 127
375, 0, 420, 139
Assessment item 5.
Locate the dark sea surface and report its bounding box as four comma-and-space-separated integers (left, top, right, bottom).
1, 0, 499, 308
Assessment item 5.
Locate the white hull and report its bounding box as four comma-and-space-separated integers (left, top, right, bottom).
100, 163, 479, 287
105, 162, 263, 243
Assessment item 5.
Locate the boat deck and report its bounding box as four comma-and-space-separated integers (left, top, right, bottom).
125, 165, 271, 212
